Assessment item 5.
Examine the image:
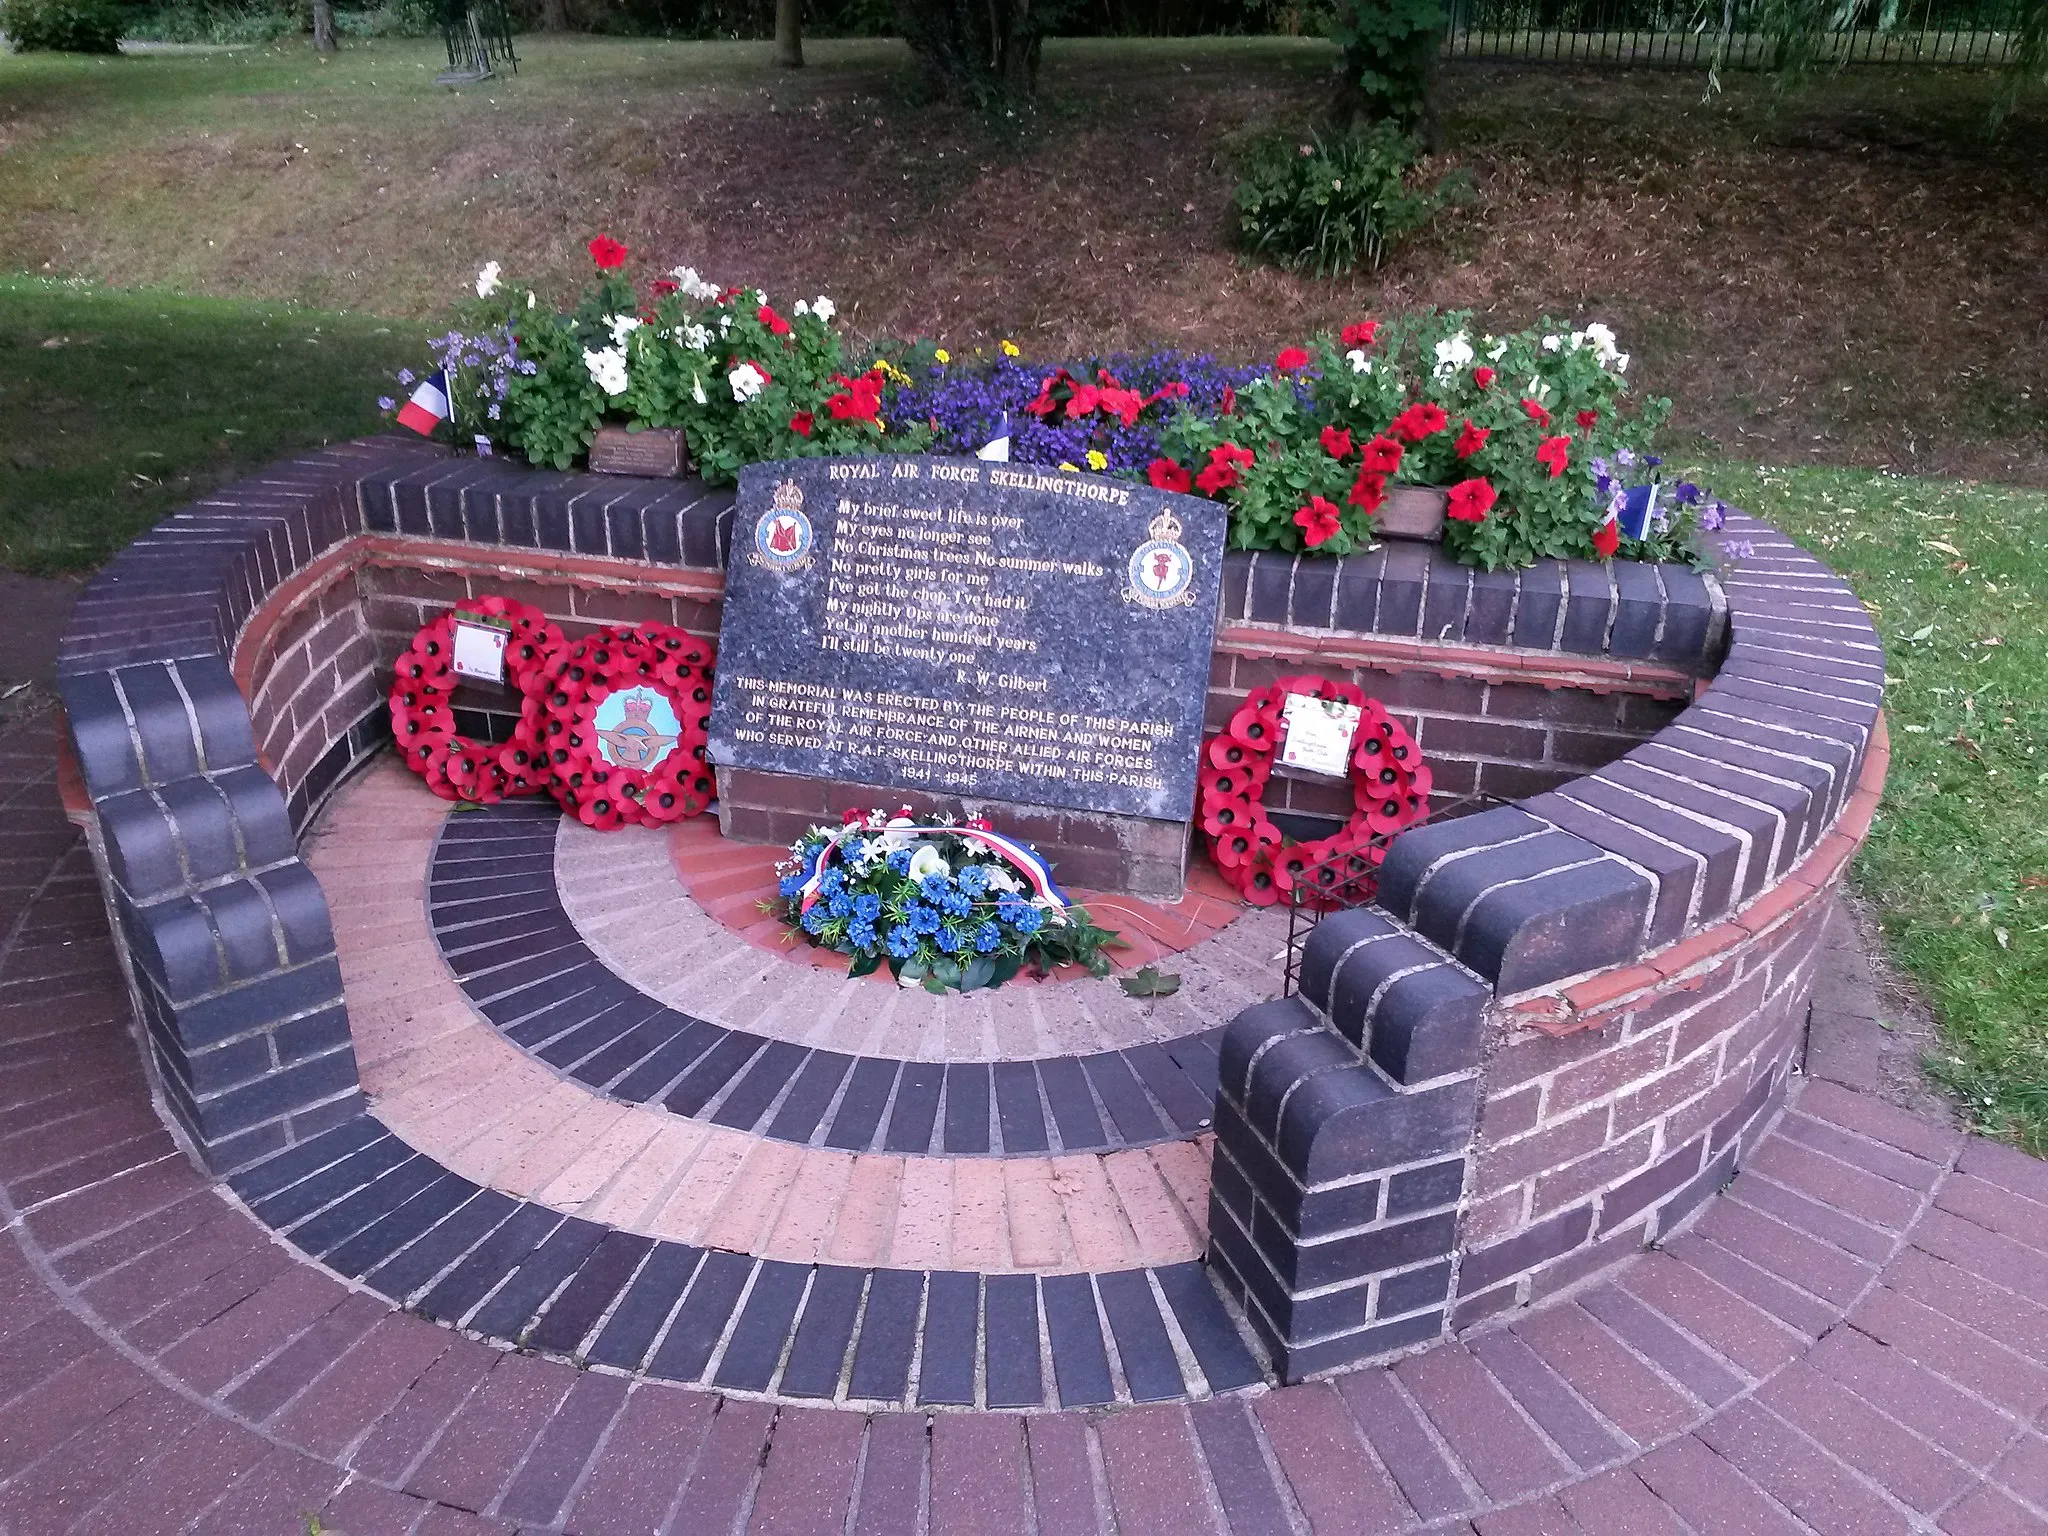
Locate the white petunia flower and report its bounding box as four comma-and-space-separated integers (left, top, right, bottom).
669, 265, 719, 302
1541, 334, 1563, 353
1525, 377, 1551, 401
475, 260, 502, 299
1613, 352, 1630, 374
718, 312, 733, 338
1432, 331, 1474, 379
728, 362, 767, 403
1486, 336, 1508, 360
793, 300, 810, 317
607, 313, 642, 347
811, 295, 835, 322
690, 372, 707, 406
583, 347, 629, 397
1346, 348, 1372, 374
526, 291, 536, 310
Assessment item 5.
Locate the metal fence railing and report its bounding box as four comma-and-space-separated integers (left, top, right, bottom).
1441, 0, 2027, 66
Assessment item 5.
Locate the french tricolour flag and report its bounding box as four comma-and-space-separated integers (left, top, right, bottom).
396, 370, 452, 437
975, 411, 1012, 462
1618, 482, 1659, 542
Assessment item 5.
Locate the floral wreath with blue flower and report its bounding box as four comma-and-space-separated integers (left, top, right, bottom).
771, 808, 1123, 994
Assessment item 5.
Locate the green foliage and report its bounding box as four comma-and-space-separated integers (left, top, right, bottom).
0, 277, 418, 575
894, 0, 1074, 98
0, 0, 124, 51
1232, 124, 1451, 278
1154, 310, 1686, 569
1325, 0, 1442, 129
1711, 463, 2048, 1154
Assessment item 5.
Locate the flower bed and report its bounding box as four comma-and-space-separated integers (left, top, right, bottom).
382, 238, 1745, 573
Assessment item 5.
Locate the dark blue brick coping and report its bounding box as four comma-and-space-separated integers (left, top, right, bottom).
428, 798, 1226, 1157
226, 1112, 1269, 1410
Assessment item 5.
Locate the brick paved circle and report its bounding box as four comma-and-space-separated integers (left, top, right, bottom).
8, 720, 2048, 1532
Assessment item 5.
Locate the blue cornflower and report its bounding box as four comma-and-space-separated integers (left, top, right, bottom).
886, 925, 919, 958
920, 873, 951, 901
1001, 901, 1044, 936
887, 849, 913, 875
936, 926, 962, 953
853, 893, 882, 921
828, 892, 851, 918
940, 889, 972, 917
957, 865, 989, 897
847, 919, 877, 949
801, 907, 828, 934
907, 902, 942, 935
974, 922, 1001, 953
818, 869, 845, 898
778, 874, 803, 899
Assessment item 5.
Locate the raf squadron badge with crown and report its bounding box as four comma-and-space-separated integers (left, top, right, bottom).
752, 478, 815, 572
1125, 504, 1196, 610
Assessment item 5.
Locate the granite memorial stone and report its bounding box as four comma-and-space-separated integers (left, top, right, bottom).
707, 456, 1227, 828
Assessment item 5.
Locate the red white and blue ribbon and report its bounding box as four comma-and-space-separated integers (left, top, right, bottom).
796, 823, 1069, 915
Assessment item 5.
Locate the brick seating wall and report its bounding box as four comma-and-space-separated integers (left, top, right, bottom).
55, 439, 1880, 1390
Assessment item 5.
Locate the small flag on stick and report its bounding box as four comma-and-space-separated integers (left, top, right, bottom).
1617, 482, 1659, 542
974, 412, 1012, 462
396, 370, 452, 436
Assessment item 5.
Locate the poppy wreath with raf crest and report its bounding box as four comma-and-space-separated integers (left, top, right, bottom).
1197, 674, 1432, 907
388, 595, 566, 804
515, 622, 718, 831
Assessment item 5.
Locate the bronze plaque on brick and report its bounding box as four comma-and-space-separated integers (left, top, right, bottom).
707, 456, 1227, 824
588, 425, 687, 478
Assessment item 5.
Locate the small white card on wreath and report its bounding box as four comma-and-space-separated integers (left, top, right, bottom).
451, 618, 510, 684
1277, 694, 1362, 780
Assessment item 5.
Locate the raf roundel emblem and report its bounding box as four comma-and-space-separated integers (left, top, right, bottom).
1126, 505, 1196, 610
752, 478, 814, 572
591, 685, 682, 771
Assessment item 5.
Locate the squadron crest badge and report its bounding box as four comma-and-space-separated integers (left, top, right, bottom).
752, 478, 815, 572
1125, 505, 1196, 610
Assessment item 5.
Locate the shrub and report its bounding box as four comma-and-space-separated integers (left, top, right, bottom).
0, 0, 124, 51
1232, 124, 1450, 278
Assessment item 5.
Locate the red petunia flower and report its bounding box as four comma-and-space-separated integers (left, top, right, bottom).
1320, 425, 1354, 460
1536, 434, 1572, 479
1390, 402, 1449, 444
758, 304, 791, 337
1347, 470, 1388, 513
1195, 442, 1256, 495
1098, 385, 1145, 427
826, 370, 883, 423
1341, 320, 1379, 348
1593, 517, 1621, 557
651, 278, 680, 297
789, 411, 814, 437
1473, 366, 1496, 389
587, 235, 630, 270
1064, 383, 1102, 419
1454, 419, 1490, 458
1294, 496, 1343, 548
1359, 434, 1405, 474
1522, 397, 1552, 427
1221, 385, 1237, 416
1275, 346, 1312, 373
1576, 408, 1600, 428
1147, 458, 1193, 493
1447, 477, 1498, 523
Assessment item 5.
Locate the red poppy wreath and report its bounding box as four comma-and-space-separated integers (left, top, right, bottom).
1196, 674, 1433, 908
513, 623, 718, 830
389, 595, 566, 804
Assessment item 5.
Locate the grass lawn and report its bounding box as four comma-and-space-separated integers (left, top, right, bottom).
1702, 464, 2048, 1153
0, 276, 419, 573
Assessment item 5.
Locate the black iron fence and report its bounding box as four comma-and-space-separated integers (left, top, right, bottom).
1440, 0, 2027, 65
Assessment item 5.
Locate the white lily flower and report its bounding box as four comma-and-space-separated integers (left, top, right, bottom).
582, 347, 629, 397
906, 845, 949, 883
475, 260, 502, 299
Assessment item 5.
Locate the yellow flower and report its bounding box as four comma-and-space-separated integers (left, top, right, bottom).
934, 348, 951, 364
1000, 339, 1020, 357
878, 360, 913, 386
1058, 461, 1079, 472
1085, 449, 1108, 471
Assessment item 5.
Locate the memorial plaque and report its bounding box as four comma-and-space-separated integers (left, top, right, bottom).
708, 456, 1227, 823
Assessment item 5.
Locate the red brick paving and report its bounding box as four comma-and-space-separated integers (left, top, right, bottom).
3, 729, 2048, 1532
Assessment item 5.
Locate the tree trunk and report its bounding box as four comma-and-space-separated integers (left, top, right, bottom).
774, 0, 803, 67
310, 0, 336, 50
541, 0, 569, 31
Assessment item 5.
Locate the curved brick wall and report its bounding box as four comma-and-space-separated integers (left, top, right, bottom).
56, 438, 1879, 1392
